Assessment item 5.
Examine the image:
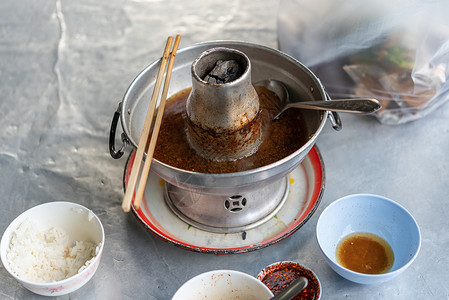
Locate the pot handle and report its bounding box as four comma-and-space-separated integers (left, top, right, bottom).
328, 111, 342, 131
109, 102, 128, 159
325, 91, 342, 131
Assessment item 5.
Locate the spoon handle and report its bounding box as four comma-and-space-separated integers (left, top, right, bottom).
282, 98, 381, 115
270, 276, 308, 300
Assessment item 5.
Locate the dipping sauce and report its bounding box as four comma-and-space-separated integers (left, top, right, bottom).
259, 262, 320, 300
336, 232, 394, 274
154, 86, 311, 173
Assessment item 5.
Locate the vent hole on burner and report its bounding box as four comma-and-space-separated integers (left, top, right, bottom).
224, 195, 247, 213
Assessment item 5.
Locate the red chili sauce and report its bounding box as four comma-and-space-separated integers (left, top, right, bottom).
261, 262, 320, 300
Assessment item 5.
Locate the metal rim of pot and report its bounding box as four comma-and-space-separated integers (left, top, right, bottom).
109, 40, 341, 195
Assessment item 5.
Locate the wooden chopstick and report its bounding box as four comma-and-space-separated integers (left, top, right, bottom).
121, 36, 175, 212
134, 34, 181, 210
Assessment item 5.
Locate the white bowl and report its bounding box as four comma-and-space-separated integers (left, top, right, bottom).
1, 201, 105, 296
172, 270, 274, 300
316, 194, 421, 284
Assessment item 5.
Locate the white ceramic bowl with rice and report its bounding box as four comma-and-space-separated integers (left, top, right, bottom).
0, 201, 104, 296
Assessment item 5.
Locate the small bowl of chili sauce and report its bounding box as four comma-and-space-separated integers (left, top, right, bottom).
257, 261, 321, 300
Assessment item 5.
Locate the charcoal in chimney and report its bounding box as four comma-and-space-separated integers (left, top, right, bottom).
203, 60, 243, 84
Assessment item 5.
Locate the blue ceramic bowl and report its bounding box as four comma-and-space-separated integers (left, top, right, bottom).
316, 194, 421, 284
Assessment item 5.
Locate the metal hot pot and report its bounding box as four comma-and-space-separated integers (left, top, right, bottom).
109, 41, 341, 233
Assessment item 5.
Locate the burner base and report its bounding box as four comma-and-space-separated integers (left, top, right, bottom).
164, 177, 289, 233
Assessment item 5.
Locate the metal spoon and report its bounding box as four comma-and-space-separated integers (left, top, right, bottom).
269, 276, 308, 300
255, 80, 381, 119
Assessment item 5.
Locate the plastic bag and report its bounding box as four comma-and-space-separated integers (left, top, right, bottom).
278, 0, 449, 124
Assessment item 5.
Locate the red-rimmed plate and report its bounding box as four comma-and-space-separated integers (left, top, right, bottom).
124, 146, 325, 254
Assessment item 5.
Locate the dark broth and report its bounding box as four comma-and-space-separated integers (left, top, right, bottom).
153, 86, 310, 173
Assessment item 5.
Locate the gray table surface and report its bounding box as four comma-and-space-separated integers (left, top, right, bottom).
1, 0, 448, 299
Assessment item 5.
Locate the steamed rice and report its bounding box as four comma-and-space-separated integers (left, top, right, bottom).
6, 218, 98, 283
